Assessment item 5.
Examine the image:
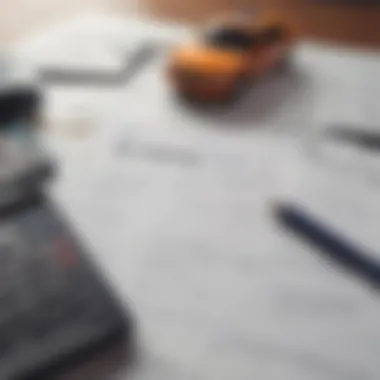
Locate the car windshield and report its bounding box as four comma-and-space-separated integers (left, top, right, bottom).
204, 27, 255, 51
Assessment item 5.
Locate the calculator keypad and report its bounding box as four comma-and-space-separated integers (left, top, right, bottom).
0, 199, 128, 380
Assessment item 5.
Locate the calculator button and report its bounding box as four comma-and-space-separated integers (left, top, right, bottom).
0, 318, 19, 355
0, 291, 19, 314
28, 265, 51, 293
31, 305, 64, 339
0, 335, 13, 356
0, 245, 12, 262
53, 238, 77, 268
31, 319, 52, 339
0, 247, 14, 273
9, 314, 29, 340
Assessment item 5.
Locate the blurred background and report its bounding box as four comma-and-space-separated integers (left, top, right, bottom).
0, 0, 379, 47
0, 1, 380, 379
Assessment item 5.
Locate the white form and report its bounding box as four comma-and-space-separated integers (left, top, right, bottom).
10, 14, 380, 380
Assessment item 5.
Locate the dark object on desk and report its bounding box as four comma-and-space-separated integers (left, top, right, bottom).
0, 126, 56, 210
0, 86, 42, 126
0, 194, 132, 380
326, 125, 380, 152
40, 43, 158, 86
274, 202, 380, 288
0, 126, 132, 379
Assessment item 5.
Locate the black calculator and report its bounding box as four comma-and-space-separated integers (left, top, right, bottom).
0, 193, 132, 380
0, 126, 132, 379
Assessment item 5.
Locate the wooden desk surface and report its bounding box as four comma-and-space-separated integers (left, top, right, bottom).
0, 0, 379, 48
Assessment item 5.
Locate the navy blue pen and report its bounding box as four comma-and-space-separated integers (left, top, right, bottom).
274, 202, 380, 287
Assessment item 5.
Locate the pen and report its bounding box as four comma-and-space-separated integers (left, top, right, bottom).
325, 125, 380, 152
274, 202, 380, 287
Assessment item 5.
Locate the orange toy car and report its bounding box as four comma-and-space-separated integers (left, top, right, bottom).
168, 12, 295, 102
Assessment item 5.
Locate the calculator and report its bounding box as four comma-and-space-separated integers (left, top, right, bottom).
0, 125, 132, 379
0, 194, 132, 380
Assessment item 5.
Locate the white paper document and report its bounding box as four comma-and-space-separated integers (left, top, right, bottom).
13, 14, 380, 379
52, 121, 380, 380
